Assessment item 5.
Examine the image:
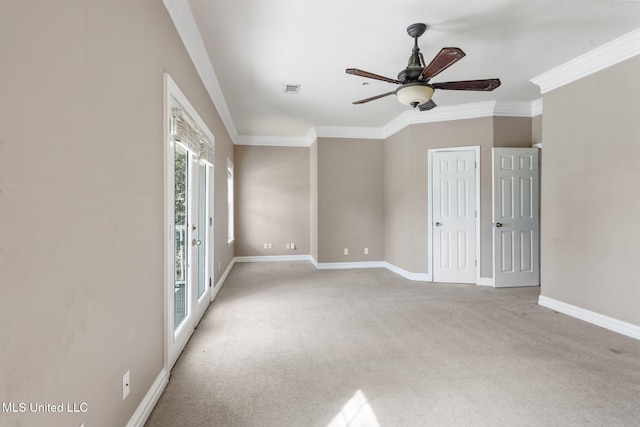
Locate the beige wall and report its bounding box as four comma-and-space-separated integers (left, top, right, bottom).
310, 141, 319, 261
234, 145, 310, 256
317, 138, 385, 262
494, 116, 534, 147
532, 114, 543, 145
384, 118, 496, 275
540, 55, 640, 326
0, 1, 234, 426
236, 117, 533, 277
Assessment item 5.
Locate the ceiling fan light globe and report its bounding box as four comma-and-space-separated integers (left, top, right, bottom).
396, 84, 434, 107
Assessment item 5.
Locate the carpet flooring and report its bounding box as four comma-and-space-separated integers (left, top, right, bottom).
145, 261, 640, 426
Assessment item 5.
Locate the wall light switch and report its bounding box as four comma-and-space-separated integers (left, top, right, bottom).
364, 248, 369, 255
286, 243, 290, 249
268, 243, 272, 249
344, 248, 348, 255
291, 243, 296, 250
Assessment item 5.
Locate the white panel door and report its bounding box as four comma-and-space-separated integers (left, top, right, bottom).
493, 148, 540, 287
432, 150, 476, 283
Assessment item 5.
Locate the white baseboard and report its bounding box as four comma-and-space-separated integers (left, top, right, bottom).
212, 258, 235, 300
383, 262, 431, 282
476, 277, 495, 287
235, 255, 313, 263
126, 368, 169, 427
538, 295, 640, 340
315, 261, 386, 270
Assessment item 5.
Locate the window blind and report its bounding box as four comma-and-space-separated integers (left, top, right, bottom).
171, 108, 214, 164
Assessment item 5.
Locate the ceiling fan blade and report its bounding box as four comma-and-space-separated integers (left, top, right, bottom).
346, 68, 401, 85
421, 48, 466, 80
353, 91, 397, 104
431, 79, 501, 91
418, 99, 437, 111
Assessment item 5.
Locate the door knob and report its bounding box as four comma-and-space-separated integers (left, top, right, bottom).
495, 222, 503, 228
435, 222, 442, 227
192, 239, 202, 246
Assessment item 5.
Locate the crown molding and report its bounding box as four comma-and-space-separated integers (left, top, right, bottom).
315, 126, 385, 140
531, 28, 640, 94
494, 101, 539, 117
167, 0, 544, 146
162, 0, 239, 144
235, 127, 317, 147
531, 98, 543, 116
311, 100, 539, 141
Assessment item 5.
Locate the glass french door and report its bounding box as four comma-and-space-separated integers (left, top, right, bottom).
170, 143, 212, 368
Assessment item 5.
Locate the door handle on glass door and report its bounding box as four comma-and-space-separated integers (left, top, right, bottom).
192, 239, 201, 246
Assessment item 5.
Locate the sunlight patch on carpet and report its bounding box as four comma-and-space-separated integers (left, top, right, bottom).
327, 389, 380, 427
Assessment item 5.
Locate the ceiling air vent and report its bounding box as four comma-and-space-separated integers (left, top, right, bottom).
284, 84, 300, 94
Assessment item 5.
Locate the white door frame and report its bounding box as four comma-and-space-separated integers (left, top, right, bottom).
428, 146, 481, 284
163, 73, 215, 370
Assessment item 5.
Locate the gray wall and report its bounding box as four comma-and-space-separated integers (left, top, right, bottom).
317, 138, 385, 263
0, 1, 234, 426
234, 145, 310, 256
540, 55, 640, 326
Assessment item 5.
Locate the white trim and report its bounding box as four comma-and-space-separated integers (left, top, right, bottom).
234, 256, 433, 281
236, 134, 314, 147
125, 369, 169, 427
538, 296, 640, 341
382, 102, 495, 139
531, 99, 543, 116
213, 258, 235, 297
315, 101, 536, 141
235, 255, 314, 263
314, 261, 386, 270
383, 262, 432, 282
476, 277, 495, 287
162, 0, 239, 144
315, 126, 385, 140
531, 28, 640, 94
493, 101, 538, 117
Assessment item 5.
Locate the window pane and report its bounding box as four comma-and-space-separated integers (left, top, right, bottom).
174, 145, 188, 330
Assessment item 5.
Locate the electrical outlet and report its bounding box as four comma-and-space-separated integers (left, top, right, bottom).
364, 248, 369, 255
344, 248, 348, 255
268, 243, 272, 249
123, 371, 130, 400
264, 243, 268, 249
286, 243, 290, 249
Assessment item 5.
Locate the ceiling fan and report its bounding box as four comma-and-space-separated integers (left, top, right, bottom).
346, 23, 501, 111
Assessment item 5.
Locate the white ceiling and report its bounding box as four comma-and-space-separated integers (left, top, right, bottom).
184, 0, 640, 140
